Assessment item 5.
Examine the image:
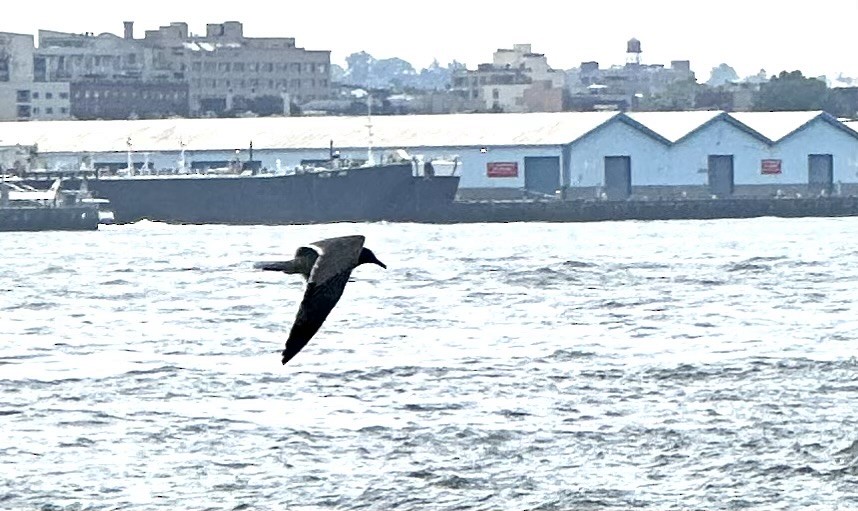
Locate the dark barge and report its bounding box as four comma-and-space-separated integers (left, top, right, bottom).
19, 161, 460, 225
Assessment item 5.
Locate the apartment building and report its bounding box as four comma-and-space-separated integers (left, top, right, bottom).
451, 44, 566, 113
141, 21, 331, 115
0, 32, 71, 120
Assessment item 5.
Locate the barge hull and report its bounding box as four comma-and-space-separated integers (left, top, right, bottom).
0, 206, 99, 232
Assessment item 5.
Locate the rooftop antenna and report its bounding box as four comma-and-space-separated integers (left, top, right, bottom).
177, 138, 187, 173
366, 92, 375, 165
125, 137, 134, 175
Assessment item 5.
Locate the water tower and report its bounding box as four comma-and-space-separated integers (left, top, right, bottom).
626, 38, 642, 66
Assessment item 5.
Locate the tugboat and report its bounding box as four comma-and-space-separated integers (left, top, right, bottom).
0, 177, 101, 232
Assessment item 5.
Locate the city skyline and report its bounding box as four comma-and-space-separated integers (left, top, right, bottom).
2, 0, 856, 81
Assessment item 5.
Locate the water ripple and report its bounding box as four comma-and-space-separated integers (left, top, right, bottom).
1, 218, 857, 509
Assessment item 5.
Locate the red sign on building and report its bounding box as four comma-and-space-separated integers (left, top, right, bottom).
761, 159, 782, 175
487, 162, 519, 178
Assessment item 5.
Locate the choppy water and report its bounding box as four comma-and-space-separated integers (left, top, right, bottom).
2, 218, 858, 510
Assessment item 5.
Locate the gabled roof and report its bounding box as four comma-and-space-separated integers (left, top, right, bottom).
611, 115, 673, 146
625, 111, 725, 143
0, 110, 853, 155
727, 111, 858, 143
626, 110, 774, 145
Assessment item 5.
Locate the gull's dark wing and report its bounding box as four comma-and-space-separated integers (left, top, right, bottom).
281, 269, 353, 365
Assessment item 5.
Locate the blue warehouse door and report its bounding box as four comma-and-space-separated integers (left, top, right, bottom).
708, 155, 734, 197
604, 156, 631, 200
524, 156, 560, 196
808, 154, 833, 195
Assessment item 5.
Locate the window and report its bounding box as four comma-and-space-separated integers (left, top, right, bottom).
192, 62, 202, 71
32, 92, 40, 99
16, 90, 30, 102
233, 62, 244, 72
32, 107, 40, 115
45, 107, 53, 114
45, 92, 53, 100
219, 62, 230, 72
17, 105, 30, 118
59, 92, 69, 99
263, 63, 273, 72
319, 79, 328, 87
60, 107, 68, 114
492, 89, 499, 99
204, 62, 216, 72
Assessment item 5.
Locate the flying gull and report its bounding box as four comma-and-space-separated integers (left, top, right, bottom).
254, 235, 387, 365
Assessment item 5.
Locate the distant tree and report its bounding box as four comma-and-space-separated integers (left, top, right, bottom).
752, 70, 829, 111
373, 57, 417, 89
330, 63, 346, 83
640, 78, 700, 111
707, 63, 739, 87
251, 95, 286, 116
695, 84, 734, 110
824, 87, 858, 118
339, 51, 459, 91
744, 68, 769, 84
344, 51, 375, 85
417, 59, 453, 90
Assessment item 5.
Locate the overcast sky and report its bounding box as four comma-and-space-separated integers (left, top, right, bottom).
3, 0, 855, 81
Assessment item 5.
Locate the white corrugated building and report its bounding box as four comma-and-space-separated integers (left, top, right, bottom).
1, 110, 857, 199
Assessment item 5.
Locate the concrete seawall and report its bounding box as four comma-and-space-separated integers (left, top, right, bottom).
417, 197, 858, 224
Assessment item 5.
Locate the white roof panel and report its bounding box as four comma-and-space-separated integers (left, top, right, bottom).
729, 111, 824, 142
626, 111, 724, 142
0, 112, 621, 154
0, 111, 845, 156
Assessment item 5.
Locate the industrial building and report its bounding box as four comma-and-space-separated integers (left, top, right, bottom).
0, 21, 330, 121
450, 44, 566, 113
0, 110, 856, 201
